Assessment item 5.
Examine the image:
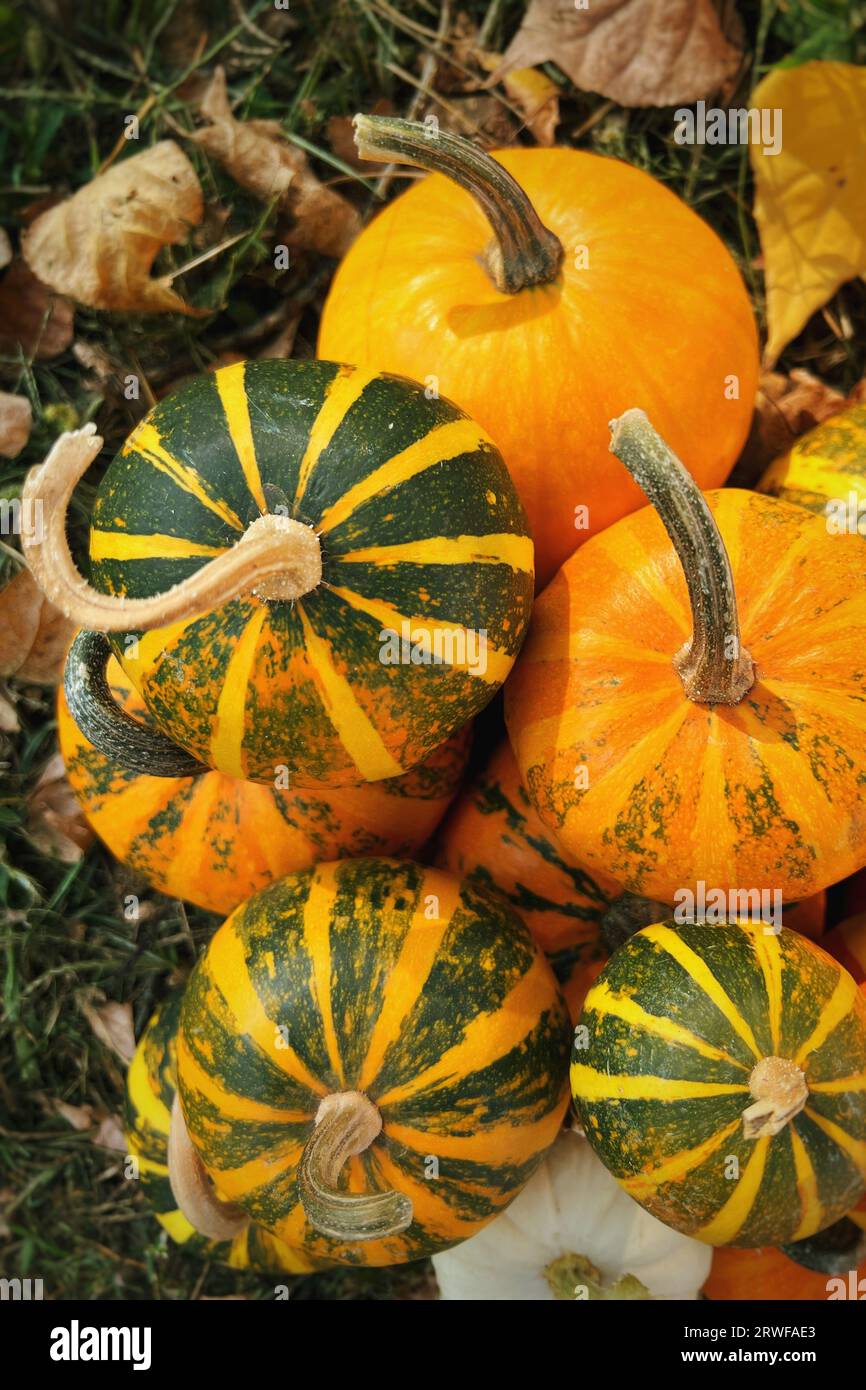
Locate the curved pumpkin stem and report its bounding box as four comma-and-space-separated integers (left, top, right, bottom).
299, 1092, 413, 1243
608, 409, 755, 705
168, 1094, 249, 1243
22, 425, 322, 633
353, 114, 563, 295
65, 630, 206, 777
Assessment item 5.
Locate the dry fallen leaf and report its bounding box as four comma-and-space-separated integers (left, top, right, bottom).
92, 1114, 127, 1152
503, 0, 742, 107
79, 997, 136, 1066
0, 566, 77, 683
502, 67, 560, 145
22, 141, 206, 315
0, 260, 74, 360
51, 1098, 97, 1131
0, 691, 18, 733
0, 393, 32, 458
751, 61, 866, 365
27, 751, 93, 863
192, 67, 361, 258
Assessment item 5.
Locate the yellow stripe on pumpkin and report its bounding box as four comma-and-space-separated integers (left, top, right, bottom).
201, 923, 326, 1097
209, 606, 269, 780
334, 533, 534, 573
585, 981, 749, 1071
301, 863, 346, 1090
325, 584, 511, 684
747, 926, 784, 1054
319, 417, 490, 534
215, 361, 267, 515
177, 1034, 318, 1123
126, 1041, 172, 1134
202, 1136, 306, 1196
370, 1146, 493, 1244
297, 604, 404, 781
620, 1119, 741, 1200
123, 422, 244, 531
570, 1064, 748, 1104
790, 1125, 823, 1242
383, 1107, 564, 1166
89, 531, 229, 562
294, 365, 378, 511
804, 1106, 866, 1170
810, 1073, 866, 1093
359, 870, 461, 1093
158, 1208, 198, 1243
696, 1136, 770, 1245
794, 971, 858, 1067
643, 924, 762, 1060
377, 954, 559, 1108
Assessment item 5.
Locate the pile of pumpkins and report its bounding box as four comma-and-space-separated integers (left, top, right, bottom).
27, 116, 866, 1300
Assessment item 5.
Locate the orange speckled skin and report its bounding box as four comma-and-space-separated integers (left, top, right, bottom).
58, 656, 469, 916
506, 489, 866, 904
319, 148, 758, 587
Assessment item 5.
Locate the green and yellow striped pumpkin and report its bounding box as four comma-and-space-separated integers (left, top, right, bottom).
125, 990, 328, 1275
757, 403, 866, 521
59, 652, 469, 917
90, 359, 533, 787
177, 857, 571, 1266
572, 921, 866, 1247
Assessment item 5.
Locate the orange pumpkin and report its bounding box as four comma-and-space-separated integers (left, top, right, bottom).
58, 655, 469, 915
506, 410, 866, 905
560, 955, 607, 1027
319, 118, 758, 587
704, 1242, 866, 1301
434, 739, 618, 959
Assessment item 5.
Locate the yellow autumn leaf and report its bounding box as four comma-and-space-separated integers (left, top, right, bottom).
503, 67, 560, 145
751, 61, 866, 365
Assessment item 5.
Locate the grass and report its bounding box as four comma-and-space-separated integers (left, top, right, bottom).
1, 0, 864, 1300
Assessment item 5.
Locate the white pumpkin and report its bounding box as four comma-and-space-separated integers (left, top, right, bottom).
433, 1131, 711, 1301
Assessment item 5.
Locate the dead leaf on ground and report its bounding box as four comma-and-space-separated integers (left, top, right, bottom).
0, 261, 74, 360
730, 368, 857, 486
751, 62, 866, 365
192, 67, 361, 258
92, 1114, 127, 1151
50, 1098, 97, 1131
79, 996, 136, 1066
502, 67, 560, 144
502, 0, 743, 107
0, 567, 77, 682
0, 393, 32, 458
22, 141, 207, 316
26, 750, 93, 863
0, 691, 18, 733
46, 1097, 126, 1151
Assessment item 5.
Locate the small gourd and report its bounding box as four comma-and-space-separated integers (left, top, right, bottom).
507, 409, 866, 903
25, 360, 532, 787
175, 857, 571, 1266
432, 1131, 711, 1301
572, 920, 866, 1247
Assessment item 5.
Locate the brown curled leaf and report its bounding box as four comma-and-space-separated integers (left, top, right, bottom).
21, 141, 206, 315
